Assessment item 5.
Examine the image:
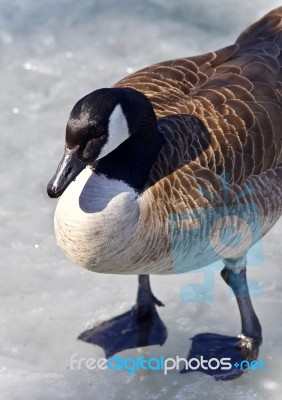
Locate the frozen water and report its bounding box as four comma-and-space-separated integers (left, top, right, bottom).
1, 0, 282, 399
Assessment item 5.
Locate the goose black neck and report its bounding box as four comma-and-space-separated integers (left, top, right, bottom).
95, 126, 165, 192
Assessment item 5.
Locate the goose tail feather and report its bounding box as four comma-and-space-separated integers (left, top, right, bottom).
236, 7, 282, 49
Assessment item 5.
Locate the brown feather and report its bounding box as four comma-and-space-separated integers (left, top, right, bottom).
112, 8, 282, 262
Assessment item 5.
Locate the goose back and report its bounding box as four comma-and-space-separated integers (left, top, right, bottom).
110, 8, 282, 273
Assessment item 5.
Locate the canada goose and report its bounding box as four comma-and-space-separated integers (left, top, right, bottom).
47, 8, 282, 379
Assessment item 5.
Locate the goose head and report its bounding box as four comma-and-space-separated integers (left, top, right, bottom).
47, 87, 158, 198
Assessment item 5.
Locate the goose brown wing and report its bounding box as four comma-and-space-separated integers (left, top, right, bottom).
114, 8, 282, 187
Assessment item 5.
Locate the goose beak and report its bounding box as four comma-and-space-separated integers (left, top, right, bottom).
47, 148, 87, 198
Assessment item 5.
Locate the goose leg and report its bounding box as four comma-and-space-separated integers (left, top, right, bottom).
78, 274, 167, 358
182, 258, 262, 380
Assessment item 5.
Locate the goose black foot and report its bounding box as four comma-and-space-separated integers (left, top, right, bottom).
182, 263, 262, 380
181, 332, 260, 380
78, 275, 167, 358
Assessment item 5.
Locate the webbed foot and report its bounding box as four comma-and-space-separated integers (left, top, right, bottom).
182, 263, 262, 380
181, 332, 260, 380
78, 275, 167, 358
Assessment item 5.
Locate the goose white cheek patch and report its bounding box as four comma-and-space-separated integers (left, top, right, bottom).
97, 104, 130, 160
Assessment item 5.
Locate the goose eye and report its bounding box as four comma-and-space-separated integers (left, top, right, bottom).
92, 122, 107, 137
80, 134, 106, 161
81, 142, 94, 160
93, 128, 102, 137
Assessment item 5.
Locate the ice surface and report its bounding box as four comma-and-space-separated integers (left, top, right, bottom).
1, 0, 282, 399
